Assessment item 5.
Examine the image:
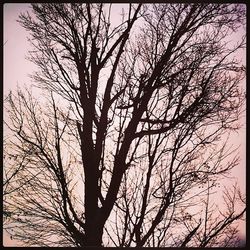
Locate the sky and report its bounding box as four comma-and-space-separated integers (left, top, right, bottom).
3, 4, 36, 96
3, 3, 246, 247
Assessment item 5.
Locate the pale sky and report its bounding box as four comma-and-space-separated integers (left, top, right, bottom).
3, 3, 246, 247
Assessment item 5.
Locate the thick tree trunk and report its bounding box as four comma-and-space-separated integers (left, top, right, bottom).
77, 115, 103, 246
84, 220, 103, 246
84, 167, 102, 246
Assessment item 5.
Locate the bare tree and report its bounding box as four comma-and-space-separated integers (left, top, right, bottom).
3, 3, 246, 247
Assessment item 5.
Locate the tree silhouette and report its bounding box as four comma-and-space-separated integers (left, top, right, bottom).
4, 3, 246, 247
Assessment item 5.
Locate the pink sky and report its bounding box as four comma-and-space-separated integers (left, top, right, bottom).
3, 3, 246, 247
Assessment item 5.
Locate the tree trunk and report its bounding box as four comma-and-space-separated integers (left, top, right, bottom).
84, 222, 103, 247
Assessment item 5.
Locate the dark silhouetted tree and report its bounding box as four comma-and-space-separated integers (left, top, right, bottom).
4, 3, 246, 247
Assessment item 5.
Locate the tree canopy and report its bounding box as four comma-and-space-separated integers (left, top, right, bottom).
3, 3, 246, 247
